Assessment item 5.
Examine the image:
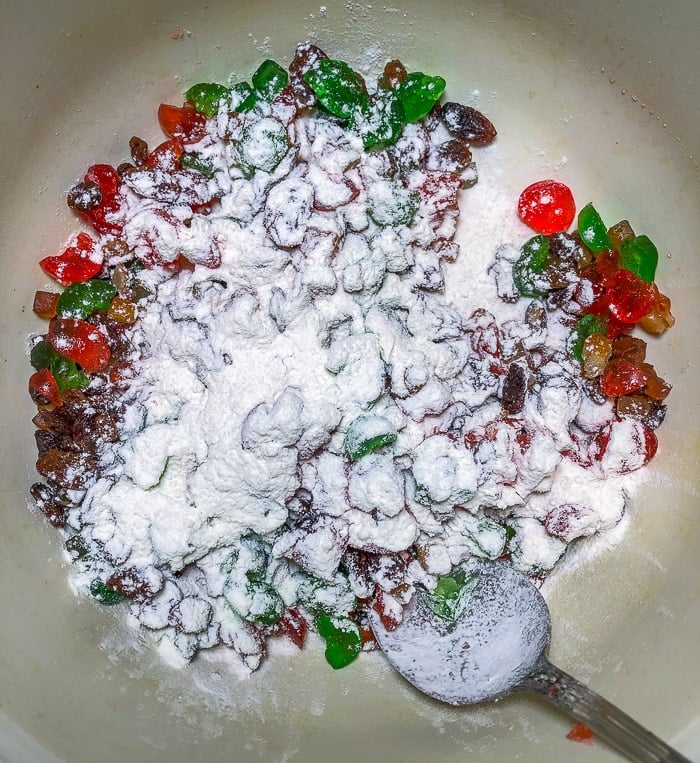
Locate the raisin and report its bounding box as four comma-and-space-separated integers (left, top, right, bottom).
129, 135, 149, 166
67, 181, 103, 212
102, 237, 131, 260
642, 402, 667, 430
36, 449, 97, 490
72, 412, 119, 452
116, 162, 137, 179
502, 363, 527, 413
441, 102, 497, 146
29, 482, 66, 527
525, 301, 547, 332
426, 138, 473, 173
34, 429, 65, 455
378, 58, 408, 89
106, 568, 160, 600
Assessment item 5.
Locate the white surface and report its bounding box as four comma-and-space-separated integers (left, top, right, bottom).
1, 1, 699, 761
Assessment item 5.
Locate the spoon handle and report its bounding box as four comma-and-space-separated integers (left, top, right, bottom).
517, 655, 692, 763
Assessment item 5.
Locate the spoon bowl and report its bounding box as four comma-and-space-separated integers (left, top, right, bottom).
370, 559, 692, 763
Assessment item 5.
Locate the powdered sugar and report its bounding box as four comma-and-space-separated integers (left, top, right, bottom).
45, 51, 659, 673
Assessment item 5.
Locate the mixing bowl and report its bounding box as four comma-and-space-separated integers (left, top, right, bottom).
1, 1, 698, 761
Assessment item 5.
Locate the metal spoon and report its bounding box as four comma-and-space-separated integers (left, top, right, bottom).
370, 558, 692, 763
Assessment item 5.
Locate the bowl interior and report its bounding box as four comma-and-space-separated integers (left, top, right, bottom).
1, 1, 699, 761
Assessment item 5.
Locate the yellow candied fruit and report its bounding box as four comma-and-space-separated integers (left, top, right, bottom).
607, 219, 635, 251
108, 296, 138, 324
581, 332, 613, 379
638, 288, 675, 335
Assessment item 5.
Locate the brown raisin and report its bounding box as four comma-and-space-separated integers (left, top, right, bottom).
502, 363, 527, 414
106, 568, 160, 600
425, 138, 473, 173
129, 136, 149, 166
36, 449, 96, 490
378, 59, 407, 89
30, 482, 67, 527
67, 181, 103, 212
441, 102, 497, 146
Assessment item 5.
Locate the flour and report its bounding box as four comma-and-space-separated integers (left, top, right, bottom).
39, 47, 662, 672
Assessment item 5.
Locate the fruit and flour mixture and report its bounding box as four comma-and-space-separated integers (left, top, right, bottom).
27, 44, 674, 671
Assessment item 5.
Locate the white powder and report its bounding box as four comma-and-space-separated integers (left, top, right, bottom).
53, 51, 660, 673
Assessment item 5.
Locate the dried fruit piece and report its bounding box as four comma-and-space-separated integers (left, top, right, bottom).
619, 235, 659, 283
56, 279, 117, 320
441, 101, 497, 146
128, 136, 149, 166
605, 269, 656, 324
67, 181, 103, 212
641, 363, 672, 401
611, 335, 646, 366
568, 314, 609, 362
304, 59, 367, 119
512, 235, 549, 297
28, 368, 62, 406
396, 72, 446, 123
578, 203, 612, 252
32, 290, 60, 319
48, 317, 111, 373
251, 59, 289, 101
90, 579, 126, 606
378, 59, 408, 89
501, 363, 527, 413
638, 285, 675, 334
581, 333, 612, 379
184, 82, 232, 118
607, 219, 635, 250
157, 103, 207, 144
600, 359, 648, 397
108, 296, 138, 324
517, 180, 576, 235
39, 232, 101, 286
315, 614, 362, 669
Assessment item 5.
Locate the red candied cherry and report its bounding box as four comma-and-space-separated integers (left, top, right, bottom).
604, 269, 656, 324
157, 104, 207, 144
48, 317, 111, 373
600, 358, 648, 397
517, 180, 576, 235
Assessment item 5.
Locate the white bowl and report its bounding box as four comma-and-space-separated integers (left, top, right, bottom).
1, 1, 699, 761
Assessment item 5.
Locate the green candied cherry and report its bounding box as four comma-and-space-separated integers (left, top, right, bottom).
234, 117, 288, 177
303, 59, 368, 119
180, 152, 216, 178
578, 202, 612, 252
30, 339, 90, 392
396, 72, 446, 122
343, 414, 397, 460
89, 579, 125, 606
51, 355, 90, 392
619, 235, 659, 284
367, 178, 419, 227
244, 572, 284, 627
184, 82, 232, 118
315, 614, 362, 669
30, 339, 56, 371
230, 81, 258, 112
512, 234, 549, 297
56, 279, 117, 320
568, 313, 608, 362
65, 534, 90, 560
350, 90, 406, 149
423, 568, 477, 622
251, 59, 289, 101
